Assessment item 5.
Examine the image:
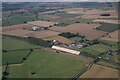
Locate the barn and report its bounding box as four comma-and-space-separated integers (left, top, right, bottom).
52, 45, 80, 55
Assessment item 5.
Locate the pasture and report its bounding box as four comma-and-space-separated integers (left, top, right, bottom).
3, 50, 29, 65
85, 44, 118, 53
2, 36, 40, 50
7, 49, 86, 78
93, 20, 119, 24
98, 23, 119, 32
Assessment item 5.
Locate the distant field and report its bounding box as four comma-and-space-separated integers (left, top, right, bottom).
101, 29, 119, 42
85, 44, 118, 53
80, 64, 118, 78
27, 21, 57, 27
2, 36, 40, 50
2, 12, 37, 26
8, 49, 86, 78
50, 23, 106, 40
3, 29, 60, 39
3, 50, 29, 65
98, 23, 119, 32
93, 20, 119, 24
44, 35, 71, 44
70, 36, 83, 42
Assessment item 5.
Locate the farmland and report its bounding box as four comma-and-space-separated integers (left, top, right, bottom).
50, 23, 107, 40
97, 23, 119, 32
8, 49, 86, 78
80, 64, 118, 78
101, 29, 119, 41
44, 35, 72, 44
2, 36, 40, 50
2, 2, 119, 79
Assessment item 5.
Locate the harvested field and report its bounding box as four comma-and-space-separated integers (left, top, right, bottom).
101, 29, 119, 41
27, 21, 57, 27
2, 24, 33, 32
3, 29, 60, 39
93, 20, 120, 24
50, 24, 107, 40
64, 8, 88, 14
44, 35, 72, 44
80, 64, 119, 78
43, 15, 62, 20
82, 14, 118, 19
82, 10, 118, 19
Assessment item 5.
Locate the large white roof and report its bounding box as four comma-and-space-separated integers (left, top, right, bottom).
52, 45, 80, 55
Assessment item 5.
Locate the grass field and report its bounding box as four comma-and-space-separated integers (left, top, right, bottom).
3, 50, 29, 65
2, 36, 40, 50
70, 36, 83, 42
98, 23, 119, 32
2, 13, 37, 26
96, 60, 120, 69
8, 49, 86, 78
85, 44, 118, 53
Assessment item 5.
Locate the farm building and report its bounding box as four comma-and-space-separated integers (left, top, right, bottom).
32, 26, 47, 31
52, 45, 80, 55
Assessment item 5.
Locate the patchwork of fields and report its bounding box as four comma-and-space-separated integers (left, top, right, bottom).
2, 2, 119, 79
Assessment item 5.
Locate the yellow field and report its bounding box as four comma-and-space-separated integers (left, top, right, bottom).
27, 21, 57, 27
101, 29, 119, 41
44, 35, 72, 44
80, 64, 119, 78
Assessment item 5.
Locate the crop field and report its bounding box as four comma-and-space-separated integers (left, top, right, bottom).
44, 35, 72, 44
3, 29, 60, 39
54, 12, 81, 18
27, 21, 57, 27
2, 36, 40, 50
2, 12, 37, 26
43, 15, 62, 20
50, 23, 107, 40
64, 8, 88, 14
101, 29, 119, 41
2, 24, 33, 32
81, 9, 118, 19
93, 20, 119, 24
3, 50, 29, 65
56, 18, 94, 26
7, 49, 86, 78
80, 64, 118, 78
98, 23, 119, 32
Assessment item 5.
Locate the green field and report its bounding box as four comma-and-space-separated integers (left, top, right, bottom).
56, 18, 94, 26
3, 50, 29, 65
2, 36, 40, 50
96, 60, 120, 69
85, 44, 118, 53
2, 12, 38, 26
98, 23, 119, 32
8, 49, 86, 78
70, 37, 83, 42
